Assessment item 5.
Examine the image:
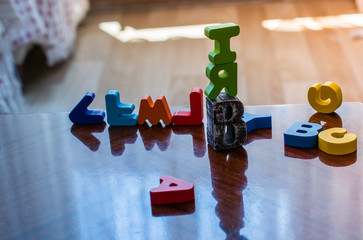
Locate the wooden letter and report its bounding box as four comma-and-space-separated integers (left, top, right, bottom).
206, 92, 247, 151
205, 62, 237, 100
308, 81, 342, 114
105, 90, 138, 126
318, 128, 357, 155
204, 23, 240, 65
137, 95, 172, 126
204, 23, 240, 100
172, 88, 203, 125
242, 112, 272, 133
150, 175, 195, 205
69, 92, 105, 124
284, 122, 322, 148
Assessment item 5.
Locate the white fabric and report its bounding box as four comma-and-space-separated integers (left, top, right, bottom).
0, 0, 89, 113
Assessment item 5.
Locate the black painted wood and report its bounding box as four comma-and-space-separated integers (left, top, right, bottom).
206, 92, 247, 150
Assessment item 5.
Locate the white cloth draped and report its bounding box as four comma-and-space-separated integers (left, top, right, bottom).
0, 0, 89, 113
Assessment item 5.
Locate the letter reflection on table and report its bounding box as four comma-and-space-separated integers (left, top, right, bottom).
108, 126, 138, 156
138, 124, 172, 151
172, 124, 206, 157
208, 146, 248, 239
284, 145, 319, 160
71, 122, 106, 152
243, 128, 272, 145
318, 151, 357, 167
151, 201, 195, 217
308, 112, 342, 130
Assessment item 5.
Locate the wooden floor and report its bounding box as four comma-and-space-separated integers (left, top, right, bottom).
22, 0, 363, 113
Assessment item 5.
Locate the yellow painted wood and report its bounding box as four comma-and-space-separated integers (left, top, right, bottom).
308, 81, 343, 114
318, 127, 357, 155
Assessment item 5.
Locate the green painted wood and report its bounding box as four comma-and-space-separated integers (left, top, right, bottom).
204, 23, 239, 65
205, 62, 238, 99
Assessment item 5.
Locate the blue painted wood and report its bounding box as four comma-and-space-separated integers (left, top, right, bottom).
243, 112, 272, 133
284, 121, 322, 148
69, 92, 105, 124
105, 90, 138, 126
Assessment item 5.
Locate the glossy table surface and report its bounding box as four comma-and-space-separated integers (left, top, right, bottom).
0, 103, 362, 240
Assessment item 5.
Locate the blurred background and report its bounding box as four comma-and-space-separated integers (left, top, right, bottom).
1, 0, 363, 113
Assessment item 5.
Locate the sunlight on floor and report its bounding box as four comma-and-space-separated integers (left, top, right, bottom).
262, 13, 363, 32
98, 22, 221, 42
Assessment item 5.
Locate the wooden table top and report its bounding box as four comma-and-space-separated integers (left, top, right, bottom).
0, 103, 362, 240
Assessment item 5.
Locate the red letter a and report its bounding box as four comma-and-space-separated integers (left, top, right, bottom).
150, 175, 195, 205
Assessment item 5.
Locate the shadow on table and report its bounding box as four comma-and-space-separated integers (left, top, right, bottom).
151, 201, 195, 217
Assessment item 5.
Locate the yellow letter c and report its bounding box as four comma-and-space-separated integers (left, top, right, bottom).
308, 81, 342, 114
318, 128, 357, 155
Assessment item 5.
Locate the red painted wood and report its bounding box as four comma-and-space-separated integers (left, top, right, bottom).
172, 88, 203, 125
150, 175, 194, 204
